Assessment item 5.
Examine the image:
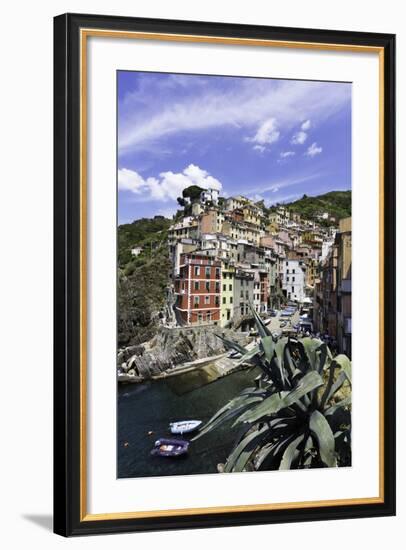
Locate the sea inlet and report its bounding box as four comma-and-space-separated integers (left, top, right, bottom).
117, 366, 260, 478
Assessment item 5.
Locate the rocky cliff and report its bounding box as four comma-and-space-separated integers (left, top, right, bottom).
117, 325, 251, 381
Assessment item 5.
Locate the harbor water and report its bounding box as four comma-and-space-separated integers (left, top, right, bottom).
117, 367, 260, 478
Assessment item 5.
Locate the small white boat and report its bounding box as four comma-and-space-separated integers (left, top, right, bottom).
169, 420, 202, 435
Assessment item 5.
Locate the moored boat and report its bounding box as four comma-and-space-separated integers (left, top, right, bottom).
150, 438, 189, 457
169, 420, 202, 434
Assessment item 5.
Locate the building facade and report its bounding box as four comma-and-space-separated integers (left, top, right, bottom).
220, 262, 235, 327
282, 258, 306, 302
174, 253, 221, 325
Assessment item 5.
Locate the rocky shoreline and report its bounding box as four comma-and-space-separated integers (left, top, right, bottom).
117, 325, 252, 383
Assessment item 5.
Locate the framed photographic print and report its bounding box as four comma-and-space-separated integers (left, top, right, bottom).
53, 13, 396, 536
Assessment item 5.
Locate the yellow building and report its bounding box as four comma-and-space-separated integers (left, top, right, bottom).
222, 220, 261, 245
221, 263, 235, 327
242, 204, 262, 227
267, 221, 279, 234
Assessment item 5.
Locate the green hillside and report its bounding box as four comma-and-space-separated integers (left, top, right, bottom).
284, 190, 351, 221
117, 216, 172, 347
118, 215, 172, 267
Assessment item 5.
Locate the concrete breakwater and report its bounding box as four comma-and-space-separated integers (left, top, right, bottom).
117, 325, 252, 383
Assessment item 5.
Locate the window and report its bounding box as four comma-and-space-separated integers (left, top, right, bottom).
292, 276, 295, 282
215, 282, 220, 293
286, 269, 289, 274
194, 281, 199, 291
205, 267, 211, 278
198, 313, 203, 322
223, 297, 226, 304
287, 277, 289, 282
194, 296, 200, 307
229, 284, 232, 291
215, 267, 221, 279
230, 297, 233, 304
240, 290, 243, 298
195, 266, 200, 276
292, 269, 296, 274
207, 312, 211, 322
205, 296, 210, 305
223, 284, 226, 291
205, 281, 210, 292
286, 261, 289, 266
215, 297, 220, 307
246, 291, 249, 299
292, 286, 294, 293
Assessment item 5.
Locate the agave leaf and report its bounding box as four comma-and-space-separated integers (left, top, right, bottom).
260, 336, 275, 362
249, 303, 272, 338
319, 360, 339, 410
239, 386, 259, 395
279, 433, 305, 470
235, 371, 323, 424
283, 343, 297, 378
192, 395, 263, 440
254, 441, 278, 469
300, 338, 324, 370
274, 337, 289, 364
309, 410, 337, 467
216, 334, 247, 355
325, 396, 352, 416
236, 345, 261, 366
224, 424, 270, 473
302, 435, 315, 467
319, 343, 332, 372
323, 370, 350, 407
233, 392, 288, 425
333, 354, 352, 384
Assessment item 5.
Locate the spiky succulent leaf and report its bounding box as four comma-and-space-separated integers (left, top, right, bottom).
309, 410, 337, 467
249, 302, 272, 338
215, 334, 247, 355
235, 345, 261, 366
279, 433, 305, 470
235, 370, 324, 424
324, 396, 352, 416
224, 424, 270, 473
192, 395, 262, 440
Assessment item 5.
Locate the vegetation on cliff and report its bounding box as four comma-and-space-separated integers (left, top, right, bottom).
118, 217, 172, 347
270, 190, 351, 222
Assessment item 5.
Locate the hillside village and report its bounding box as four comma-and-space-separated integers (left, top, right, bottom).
123, 187, 352, 360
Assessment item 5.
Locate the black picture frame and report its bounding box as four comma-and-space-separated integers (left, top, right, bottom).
54, 12, 396, 537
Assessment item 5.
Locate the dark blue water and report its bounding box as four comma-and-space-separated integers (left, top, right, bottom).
117, 368, 260, 478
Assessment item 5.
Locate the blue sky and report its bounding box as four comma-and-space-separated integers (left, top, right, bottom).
117, 71, 351, 225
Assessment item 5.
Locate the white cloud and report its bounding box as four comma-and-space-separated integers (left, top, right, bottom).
118, 79, 350, 155
301, 119, 311, 131
279, 151, 295, 158
118, 164, 222, 202
253, 144, 266, 153
291, 130, 308, 145
118, 168, 149, 193
306, 142, 323, 157
246, 117, 280, 149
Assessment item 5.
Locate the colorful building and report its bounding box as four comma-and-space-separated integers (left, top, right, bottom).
220, 262, 235, 327
174, 253, 221, 325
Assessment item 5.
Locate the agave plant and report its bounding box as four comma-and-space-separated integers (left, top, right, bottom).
193, 307, 351, 472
